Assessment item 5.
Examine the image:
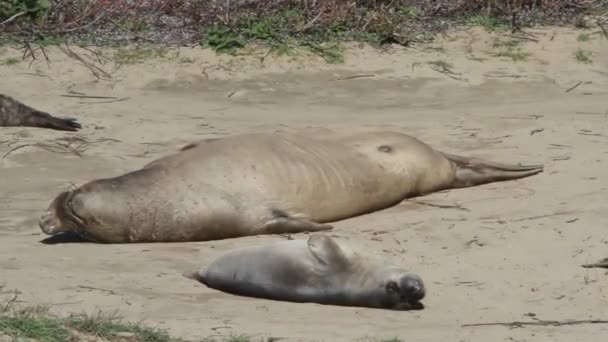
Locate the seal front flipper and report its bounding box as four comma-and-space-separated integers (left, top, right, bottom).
442, 152, 544, 188
307, 234, 350, 270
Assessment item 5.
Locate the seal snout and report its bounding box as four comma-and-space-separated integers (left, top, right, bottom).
400, 275, 425, 303
39, 210, 59, 234
38, 191, 76, 235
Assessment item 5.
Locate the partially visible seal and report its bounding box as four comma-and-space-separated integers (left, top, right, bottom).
0, 94, 81, 131
39, 130, 543, 243
184, 234, 426, 310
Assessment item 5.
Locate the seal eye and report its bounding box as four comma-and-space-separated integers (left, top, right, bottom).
385, 280, 399, 294
377, 145, 393, 153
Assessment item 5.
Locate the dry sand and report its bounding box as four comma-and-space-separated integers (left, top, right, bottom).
1, 26, 607, 341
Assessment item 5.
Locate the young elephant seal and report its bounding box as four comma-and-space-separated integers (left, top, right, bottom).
0, 94, 81, 131
184, 234, 426, 310
39, 130, 543, 243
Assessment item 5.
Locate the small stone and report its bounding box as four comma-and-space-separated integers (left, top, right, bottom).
0, 335, 12, 342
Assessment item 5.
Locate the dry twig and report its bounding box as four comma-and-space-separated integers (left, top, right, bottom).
334, 74, 376, 81
463, 319, 608, 328
61, 94, 120, 99
0, 11, 28, 27
566, 81, 582, 93
58, 44, 112, 80
597, 19, 608, 40
409, 200, 470, 212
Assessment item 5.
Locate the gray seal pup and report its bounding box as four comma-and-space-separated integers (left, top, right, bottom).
184, 234, 426, 310
0, 94, 81, 131
39, 130, 543, 243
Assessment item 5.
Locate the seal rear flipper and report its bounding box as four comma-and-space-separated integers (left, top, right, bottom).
40, 115, 82, 131
0, 94, 82, 131
262, 216, 333, 234
442, 152, 544, 188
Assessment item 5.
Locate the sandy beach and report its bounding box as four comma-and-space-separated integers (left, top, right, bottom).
1, 25, 607, 341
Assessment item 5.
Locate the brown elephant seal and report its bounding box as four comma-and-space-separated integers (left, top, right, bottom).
0, 94, 81, 131
39, 130, 543, 243
184, 234, 426, 310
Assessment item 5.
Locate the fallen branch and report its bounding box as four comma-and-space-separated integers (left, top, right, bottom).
58, 44, 112, 80
61, 94, 120, 99
2, 138, 90, 159
429, 65, 465, 81
335, 74, 376, 81
484, 73, 526, 79
77, 285, 118, 295
597, 19, 608, 40
511, 212, 570, 222
409, 200, 470, 212
79, 97, 130, 104
0, 11, 28, 27
462, 319, 608, 328
566, 81, 582, 93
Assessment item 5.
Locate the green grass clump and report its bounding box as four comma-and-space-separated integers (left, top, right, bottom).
574, 48, 593, 63
577, 33, 591, 42
468, 15, 505, 32
0, 302, 175, 342
0, 0, 51, 24
0, 306, 71, 341
2, 57, 20, 65
113, 45, 169, 64
491, 38, 531, 62
200, 9, 350, 63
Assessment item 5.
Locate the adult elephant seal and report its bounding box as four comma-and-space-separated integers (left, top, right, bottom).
0, 94, 81, 131
39, 130, 543, 243
184, 234, 426, 310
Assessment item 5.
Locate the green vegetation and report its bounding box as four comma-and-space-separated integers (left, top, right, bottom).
574, 48, 593, 63
491, 38, 531, 62
0, 303, 262, 342
2, 57, 19, 65
199, 8, 400, 63
0, 303, 175, 342
113, 45, 169, 65
0, 0, 602, 64
0, 0, 51, 24
0, 298, 408, 342
577, 33, 592, 42
468, 14, 505, 32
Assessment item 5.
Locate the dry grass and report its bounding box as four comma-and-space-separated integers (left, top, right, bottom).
0, 0, 605, 48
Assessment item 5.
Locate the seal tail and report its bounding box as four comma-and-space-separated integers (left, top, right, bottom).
441, 152, 544, 188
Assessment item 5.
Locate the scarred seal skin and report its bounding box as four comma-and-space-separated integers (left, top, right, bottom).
39, 130, 543, 243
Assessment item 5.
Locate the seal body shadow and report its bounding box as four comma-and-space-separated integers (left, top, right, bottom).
185, 234, 426, 310
39, 130, 543, 243
0, 94, 81, 131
